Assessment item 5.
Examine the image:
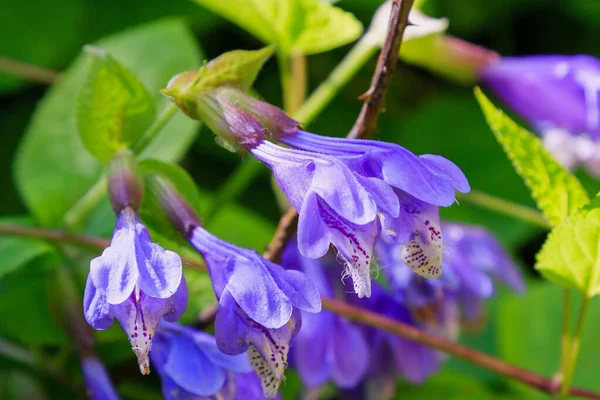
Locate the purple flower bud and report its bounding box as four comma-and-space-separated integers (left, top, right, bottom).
107, 150, 143, 212
189, 226, 321, 397
480, 55, 600, 176
148, 175, 202, 236
150, 321, 262, 399
81, 355, 120, 400
83, 207, 187, 374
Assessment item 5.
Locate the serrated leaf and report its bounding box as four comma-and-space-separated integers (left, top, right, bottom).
536, 208, 600, 297
192, 0, 362, 55
14, 19, 203, 228
77, 46, 155, 162
474, 87, 589, 227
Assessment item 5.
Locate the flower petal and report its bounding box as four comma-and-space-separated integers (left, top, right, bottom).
330, 316, 369, 388
293, 311, 332, 387
226, 258, 293, 329
194, 330, 252, 373
297, 191, 334, 259
214, 289, 250, 355
83, 275, 114, 330
164, 334, 226, 396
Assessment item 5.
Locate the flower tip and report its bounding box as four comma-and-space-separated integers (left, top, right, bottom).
134, 348, 151, 375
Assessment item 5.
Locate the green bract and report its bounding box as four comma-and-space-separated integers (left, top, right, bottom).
77, 46, 155, 162
475, 88, 589, 228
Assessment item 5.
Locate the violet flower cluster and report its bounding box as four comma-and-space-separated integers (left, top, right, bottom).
281, 220, 523, 396
151, 176, 321, 397
164, 83, 470, 299
151, 321, 276, 400
480, 55, 600, 176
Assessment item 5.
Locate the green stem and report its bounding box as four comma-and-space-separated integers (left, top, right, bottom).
457, 190, 550, 229
561, 296, 591, 397
132, 103, 178, 154
295, 35, 379, 123
560, 289, 572, 383
62, 175, 107, 232
278, 51, 294, 114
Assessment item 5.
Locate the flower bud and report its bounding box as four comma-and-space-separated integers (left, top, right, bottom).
107, 150, 143, 212
148, 175, 202, 236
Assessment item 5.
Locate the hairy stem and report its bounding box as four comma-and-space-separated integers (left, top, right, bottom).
559, 289, 572, 384
132, 103, 179, 154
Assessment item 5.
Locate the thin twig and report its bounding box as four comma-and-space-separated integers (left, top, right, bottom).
348, 0, 415, 139
0, 57, 61, 85
1, 224, 599, 398
321, 298, 600, 399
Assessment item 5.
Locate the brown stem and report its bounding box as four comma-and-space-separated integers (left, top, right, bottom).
1, 224, 600, 398
0, 57, 61, 85
348, 0, 415, 139
321, 298, 600, 399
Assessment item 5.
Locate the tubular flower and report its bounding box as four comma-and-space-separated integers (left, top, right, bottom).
198, 87, 468, 284
378, 221, 524, 324
83, 152, 187, 374
282, 241, 369, 390
149, 176, 321, 398
480, 55, 600, 176
81, 355, 120, 400
151, 321, 278, 400
189, 226, 321, 397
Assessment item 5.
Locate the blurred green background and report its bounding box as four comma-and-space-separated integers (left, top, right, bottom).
1, 0, 599, 399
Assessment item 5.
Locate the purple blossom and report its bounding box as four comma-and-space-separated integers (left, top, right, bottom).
277, 130, 469, 280
81, 355, 120, 400
189, 226, 321, 397
480, 55, 600, 176
282, 243, 369, 389
356, 283, 451, 392
250, 140, 391, 297
151, 321, 277, 400
377, 221, 524, 323
83, 207, 188, 374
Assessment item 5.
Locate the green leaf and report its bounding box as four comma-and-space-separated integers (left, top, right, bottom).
474, 88, 589, 227
77, 46, 155, 162
498, 284, 600, 396
536, 207, 600, 297
14, 19, 203, 227
0, 260, 67, 345
191, 0, 362, 55
0, 217, 57, 278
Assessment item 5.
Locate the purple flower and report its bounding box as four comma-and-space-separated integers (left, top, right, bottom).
151, 321, 277, 400
189, 226, 321, 397
378, 221, 524, 323
282, 243, 369, 389
480, 55, 600, 176
83, 207, 188, 374
250, 140, 392, 297
357, 283, 448, 390
81, 355, 120, 400
277, 130, 469, 280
